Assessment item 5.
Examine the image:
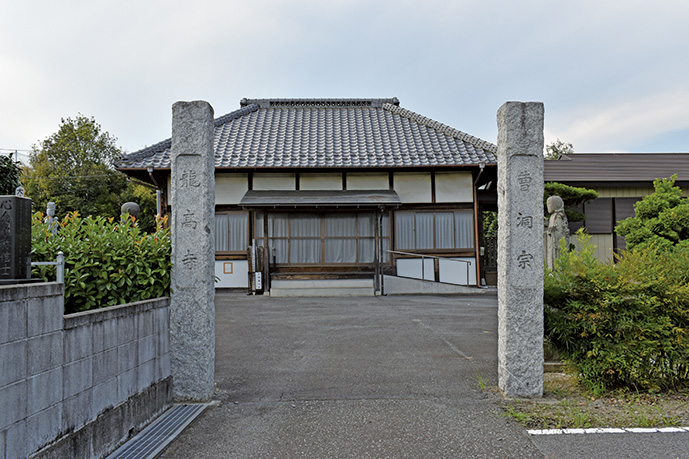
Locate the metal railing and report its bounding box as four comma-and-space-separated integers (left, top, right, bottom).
31, 251, 65, 283
384, 250, 472, 286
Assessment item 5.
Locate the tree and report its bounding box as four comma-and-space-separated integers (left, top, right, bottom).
0, 152, 21, 194
545, 139, 574, 160
616, 175, 689, 251
22, 115, 156, 230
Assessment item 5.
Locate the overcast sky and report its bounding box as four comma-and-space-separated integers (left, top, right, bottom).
2, 0, 689, 164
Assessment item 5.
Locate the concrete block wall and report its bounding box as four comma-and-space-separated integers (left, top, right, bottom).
0, 283, 171, 459
0, 283, 63, 459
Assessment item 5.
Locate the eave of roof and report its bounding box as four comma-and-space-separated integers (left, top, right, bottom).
239, 190, 401, 208
544, 153, 689, 183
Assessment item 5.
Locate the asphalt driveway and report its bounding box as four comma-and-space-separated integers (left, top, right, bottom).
158, 293, 543, 458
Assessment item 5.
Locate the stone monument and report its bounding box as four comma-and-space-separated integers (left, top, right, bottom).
496, 101, 544, 398
545, 195, 569, 270
0, 195, 32, 281
170, 101, 216, 401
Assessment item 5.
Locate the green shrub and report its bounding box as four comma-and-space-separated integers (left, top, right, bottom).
544, 231, 689, 393
616, 175, 689, 252
31, 211, 171, 314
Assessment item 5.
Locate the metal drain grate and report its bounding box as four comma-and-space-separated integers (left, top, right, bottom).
107, 403, 211, 459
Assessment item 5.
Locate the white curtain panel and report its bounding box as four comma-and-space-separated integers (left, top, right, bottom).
289, 214, 321, 263
215, 214, 229, 251
415, 213, 434, 249
228, 213, 248, 251
395, 212, 415, 249
435, 212, 454, 249
454, 211, 473, 248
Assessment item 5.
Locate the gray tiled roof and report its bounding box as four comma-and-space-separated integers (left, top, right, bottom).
117, 98, 497, 170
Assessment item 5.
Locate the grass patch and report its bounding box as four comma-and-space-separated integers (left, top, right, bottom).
476, 372, 486, 390
497, 369, 689, 429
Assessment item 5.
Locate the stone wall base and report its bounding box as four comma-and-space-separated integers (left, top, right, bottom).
32, 377, 172, 459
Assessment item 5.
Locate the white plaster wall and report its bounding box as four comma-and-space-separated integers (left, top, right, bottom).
300, 173, 343, 190
346, 173, 389, 190
253, 173, 296, 190
215, 174, 248, 205
215, 260, 248, 288
436, 172, 473, 203
393, 172, 432, 203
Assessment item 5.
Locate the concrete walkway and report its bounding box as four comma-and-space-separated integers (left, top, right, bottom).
158, 293, 544, 458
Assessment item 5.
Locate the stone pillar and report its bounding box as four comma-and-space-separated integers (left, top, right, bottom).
496, 101, 544, 397
170, 101, 216, 401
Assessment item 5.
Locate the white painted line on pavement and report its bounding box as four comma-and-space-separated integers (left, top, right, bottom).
626, 427, 660, 434
657, 427, 688, 433
528, 426, 689, 436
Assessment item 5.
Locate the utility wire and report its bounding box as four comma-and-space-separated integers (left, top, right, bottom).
26, 174, 120, 179
0, 148, 32, 152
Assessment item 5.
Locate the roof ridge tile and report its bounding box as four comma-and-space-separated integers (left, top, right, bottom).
118, 104, 259, 166
213, 103, 259, 126
382, 103, 497, 154
241, 98, 400, 109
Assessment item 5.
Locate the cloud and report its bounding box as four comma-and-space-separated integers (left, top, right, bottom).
548, 91, 689, 152
2, 0, 689, 154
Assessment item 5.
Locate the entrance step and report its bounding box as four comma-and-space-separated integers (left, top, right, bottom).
270, 279, 375, 297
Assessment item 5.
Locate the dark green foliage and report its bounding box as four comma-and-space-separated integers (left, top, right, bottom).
544, 232, 689, 393
545, 182, 598, 223
0, 153, 22, 194
22, 115, 157, 227
31, 211, 171, 314
482, 210, 498, 237
616, 175, 689, 252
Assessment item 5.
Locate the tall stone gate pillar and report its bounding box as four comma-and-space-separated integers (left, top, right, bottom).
170, 101, 216, 401
496, 101, 544, 397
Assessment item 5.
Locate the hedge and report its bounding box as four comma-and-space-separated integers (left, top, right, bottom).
544, 232, 689, 393
31, 212, 171, 314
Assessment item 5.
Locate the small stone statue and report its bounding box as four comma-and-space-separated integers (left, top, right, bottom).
44, 201, 59, 235
121, 202, 141, 220
14, 185, 25, 197
545, 195, 570, 270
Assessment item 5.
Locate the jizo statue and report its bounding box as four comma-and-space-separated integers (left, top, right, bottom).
545, 195, 569, 270
121, 201, 141, 220
45, 202, 59, 235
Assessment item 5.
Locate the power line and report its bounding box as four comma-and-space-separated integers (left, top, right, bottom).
27, 174, 120, 180
0, 150, 30, 163
0, 148, 32, 152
